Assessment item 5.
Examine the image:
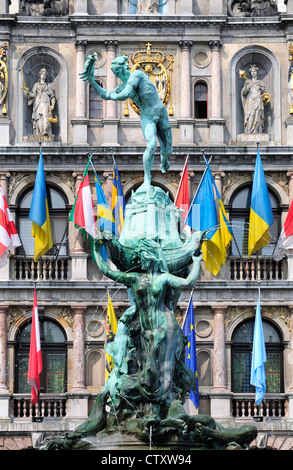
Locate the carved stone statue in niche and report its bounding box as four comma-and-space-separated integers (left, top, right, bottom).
228, 0, 278, 16
137, 0, 160, 13
240, 64, 270, 134
27, 68, 56, 136
19, 0, 68, 16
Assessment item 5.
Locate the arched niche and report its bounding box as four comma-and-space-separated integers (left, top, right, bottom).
16, 47, 68, 145
230, 45, 281, 144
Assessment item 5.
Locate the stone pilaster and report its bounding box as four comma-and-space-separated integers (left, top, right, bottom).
70, 306, 87, 393
0, 306, 9, 394
102, 40, 119, 147
178, 40, 195, 146
72, 40, 89, 146
208, 40, 225, 144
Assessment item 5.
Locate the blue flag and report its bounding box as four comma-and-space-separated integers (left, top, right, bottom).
29, 149, 53, 261
112, 156, 125, 238
182, 297, 199, 409
187, 165, 222, 276
250, 290, 267, 405
248, 148, 273, 257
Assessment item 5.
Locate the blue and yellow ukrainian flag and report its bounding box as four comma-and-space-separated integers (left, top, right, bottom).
29, 150, 53, 261
112, 156, 125, 238
248, 148, 273, 257
187, 164, 222, 276
211, 172, 233, 265
182, 297, 199, 409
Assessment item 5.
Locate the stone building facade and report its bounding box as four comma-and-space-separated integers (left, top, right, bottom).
0, 0, 293, 450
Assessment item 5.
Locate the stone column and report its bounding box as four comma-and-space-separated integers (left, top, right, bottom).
208, 40, 225, 144
104, 0, 119, 14
102, 40, 119, 147
70, 306, 87, 393
66, 306, 89, 422
212, 306, 227, 392
179, 0, 194, 14
286, 172, 293, 280
178, 40, 194, 146
72, 40, 89, 146
73, 0, 88, 15
210, 305, 231, 419
0, 306, 9, 394
209, 0, 226, 14
286, 306, 293, 419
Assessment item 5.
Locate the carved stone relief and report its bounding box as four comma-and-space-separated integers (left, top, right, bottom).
228, 0, 278, 17
19, 0, 68, 16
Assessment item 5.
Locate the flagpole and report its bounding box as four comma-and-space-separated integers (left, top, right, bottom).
183, 153, 213, 225
182, 288, 194, 328
174, 154, 189, 206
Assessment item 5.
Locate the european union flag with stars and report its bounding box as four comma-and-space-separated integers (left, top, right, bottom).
183, 298, 199, 409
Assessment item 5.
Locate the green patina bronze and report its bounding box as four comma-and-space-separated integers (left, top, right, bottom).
38, 55, 257, 451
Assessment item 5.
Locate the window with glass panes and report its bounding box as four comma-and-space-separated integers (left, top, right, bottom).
194, 82, 208, 119
232, 319, 283, 393
15, 319, 67, 394
18, 186, 68, 257
89, 81, 103, 118
230, 186, 280, 256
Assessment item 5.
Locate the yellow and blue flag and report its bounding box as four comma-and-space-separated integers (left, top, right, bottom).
29, 150, 53, 261
211, 172, 233, 265
187, 164, 222, 276
182, 297, 199, 409
112, 156, 125, 238
248, 148, 273, 257
105, 292, 118, 382
250, 289, 267, 405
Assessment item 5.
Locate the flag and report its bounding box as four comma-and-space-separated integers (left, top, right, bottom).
112, 156, 125, 238
0, 185, 21, 268
182, 297, 199, 408
69, 156, 97, 257
211, 174, 233, 265
91, 161, 115, 261
250, 290, 267, 405
28, 288, 42, 405
174, 155, 190, 227
273, 200, 293, 261
248, 148, 273, 257
105, 293, 118, 381
187, 164, 222, 276
29, 150, 53, 261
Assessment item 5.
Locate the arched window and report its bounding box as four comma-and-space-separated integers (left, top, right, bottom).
89, 81, 103, 118
232, 319, 283, 393
230, 185, 280, 256
15, 319, 67, 394
18, 185, 68, 257
194, 82, 208, 119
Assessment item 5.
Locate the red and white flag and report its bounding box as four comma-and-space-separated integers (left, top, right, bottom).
69, 171, 96, 240
273, 201, 293, 261
27, 289, 42, 405
174, 155, 190, 231
0, 185, 21, 268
